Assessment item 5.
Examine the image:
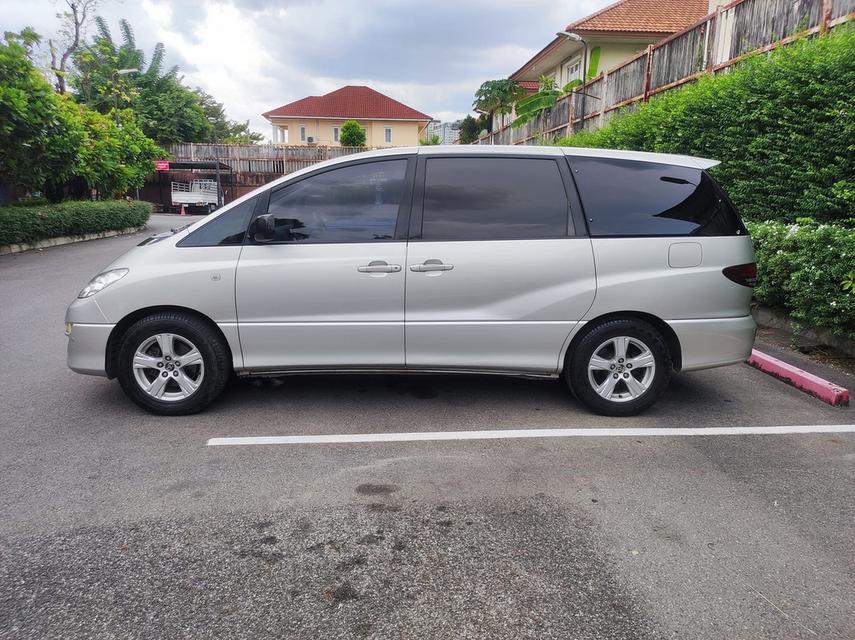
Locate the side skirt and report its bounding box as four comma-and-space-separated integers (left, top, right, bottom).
234, 367, 559, 380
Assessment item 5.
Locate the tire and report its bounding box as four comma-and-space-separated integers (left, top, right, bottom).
116, 312, 231, 415
566, 318, 672, 416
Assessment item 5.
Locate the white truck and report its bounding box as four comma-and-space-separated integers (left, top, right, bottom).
171, 180, 220, 214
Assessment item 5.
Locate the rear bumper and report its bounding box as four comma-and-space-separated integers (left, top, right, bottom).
67, 323, 113, 377
668, 315, 756, 372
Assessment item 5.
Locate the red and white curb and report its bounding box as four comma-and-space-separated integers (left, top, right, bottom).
747, 349, 850, 407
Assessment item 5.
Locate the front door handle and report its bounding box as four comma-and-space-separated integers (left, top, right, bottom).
410, 259, 454, 272
357, 260, 401, 273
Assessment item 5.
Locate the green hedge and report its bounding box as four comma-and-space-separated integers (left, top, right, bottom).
0, 200, 151, 246
558, 27, 855, 225
747, 219, 855, 339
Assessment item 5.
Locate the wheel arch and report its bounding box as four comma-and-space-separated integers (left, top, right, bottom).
105, 306, 234, 379
561, 311, 682, 373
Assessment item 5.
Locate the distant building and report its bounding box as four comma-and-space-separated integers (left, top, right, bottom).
262, 85, 432, 147
425, 121, 460, 145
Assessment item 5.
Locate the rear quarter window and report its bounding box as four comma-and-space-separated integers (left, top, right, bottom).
568, 157, 746, 237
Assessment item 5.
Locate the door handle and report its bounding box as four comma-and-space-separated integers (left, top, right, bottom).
410, 259, 454, 273
357, 260, 401, 273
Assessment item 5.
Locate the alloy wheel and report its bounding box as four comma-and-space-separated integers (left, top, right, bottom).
587, 336, 656, 403
132, 333, 205, 402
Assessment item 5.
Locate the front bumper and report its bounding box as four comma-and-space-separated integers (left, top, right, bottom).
668, 315, 756, 372
66, 323, 113, 377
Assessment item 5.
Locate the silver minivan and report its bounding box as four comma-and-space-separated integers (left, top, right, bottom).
66, 146, 756, 416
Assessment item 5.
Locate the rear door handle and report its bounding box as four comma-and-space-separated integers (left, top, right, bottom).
357, 260, 401, 273
410, 259, 454, 272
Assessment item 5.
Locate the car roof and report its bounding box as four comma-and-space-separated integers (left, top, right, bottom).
337, 144, 717, 169
415, 144, 718, 169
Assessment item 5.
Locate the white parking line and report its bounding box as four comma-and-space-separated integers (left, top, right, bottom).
207, 424, 855, 446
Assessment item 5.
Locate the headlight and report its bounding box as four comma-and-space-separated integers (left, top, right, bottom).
78, 268, 129, 298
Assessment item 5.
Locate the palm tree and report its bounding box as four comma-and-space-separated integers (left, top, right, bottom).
72, 17, 178, 113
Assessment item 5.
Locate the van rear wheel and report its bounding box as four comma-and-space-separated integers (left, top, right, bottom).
116, 312, 231, 415
566, 318, 671, 416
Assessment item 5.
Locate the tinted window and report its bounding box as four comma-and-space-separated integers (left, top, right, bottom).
570, 158, 746, 236
421, 157, 569, 241
265, 159, 407, 243
178, 196, 256, 246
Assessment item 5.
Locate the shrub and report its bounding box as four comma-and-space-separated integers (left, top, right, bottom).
0, 200, 151, 246
1, 34, 164, 201
557, 27, 855, 225
747, 219, 855, 339
339, 120, 366, 147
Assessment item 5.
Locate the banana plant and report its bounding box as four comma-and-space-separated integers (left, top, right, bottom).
511, 46, 601, 129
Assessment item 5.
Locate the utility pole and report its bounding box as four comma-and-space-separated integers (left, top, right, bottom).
208, 116, 223, 209
111, 68, 139, 127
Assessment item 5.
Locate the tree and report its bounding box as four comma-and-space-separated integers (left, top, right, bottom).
472, 79, 525, 117
420, 133, 441, 145
72, 17, 210, 144
195, 89, 263, 144
456, 114, 491, 144
48, 0, 98, 94
0, 34, 79, 196
1, 32, 162, 201
339, 119, 366, 147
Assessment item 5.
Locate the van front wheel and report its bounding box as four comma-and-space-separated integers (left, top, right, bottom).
566, 319, 671, 416
116, 312, 231, 415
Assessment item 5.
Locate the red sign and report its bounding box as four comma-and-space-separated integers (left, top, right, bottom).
154, 160, 170, 171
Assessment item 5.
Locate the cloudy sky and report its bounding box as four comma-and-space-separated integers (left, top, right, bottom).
2, 0, 610, 140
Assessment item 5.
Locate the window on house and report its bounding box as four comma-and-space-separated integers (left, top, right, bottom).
384, 127, 392, 144
300, 126, 306, 142
333, 127, 339, 143
563, 58, 582, 86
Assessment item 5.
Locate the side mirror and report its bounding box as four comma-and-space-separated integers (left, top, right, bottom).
252, 213, 276, 243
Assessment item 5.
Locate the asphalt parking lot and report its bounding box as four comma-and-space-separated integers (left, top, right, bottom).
0, 216, 853, 639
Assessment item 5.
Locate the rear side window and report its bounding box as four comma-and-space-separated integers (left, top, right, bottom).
421, 157, 569, 241
178, 196, 256, 246
265, 159, 407, 243
569, 158, 746, 236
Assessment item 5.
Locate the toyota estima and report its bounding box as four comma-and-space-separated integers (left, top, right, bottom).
66, 146, 756, 416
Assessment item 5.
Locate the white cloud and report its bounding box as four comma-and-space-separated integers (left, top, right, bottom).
4, 0, 615, 138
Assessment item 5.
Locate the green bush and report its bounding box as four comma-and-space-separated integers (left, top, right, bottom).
0, 200, 151, 246
339, 120, 366, 147
558, 27, 855, 225
747, 219, 855, 339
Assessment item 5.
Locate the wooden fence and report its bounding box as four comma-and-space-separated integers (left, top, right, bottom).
165, 143, 376, 175
476, 0, 853, 145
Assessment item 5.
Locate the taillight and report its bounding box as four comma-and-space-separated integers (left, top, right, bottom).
723, 263, 757, 287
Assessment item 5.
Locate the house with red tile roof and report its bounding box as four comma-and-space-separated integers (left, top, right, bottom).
510, 0, 709, 91
263, 85, 433, 147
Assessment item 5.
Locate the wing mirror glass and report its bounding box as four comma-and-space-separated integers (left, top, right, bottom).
252, 213, 276, 243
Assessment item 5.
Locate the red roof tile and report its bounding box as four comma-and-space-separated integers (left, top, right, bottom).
263, 86, 432, 121
517, 80, 541, 94
567, 0, 708, 34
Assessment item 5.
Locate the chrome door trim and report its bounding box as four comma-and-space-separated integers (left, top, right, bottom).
357, 260, 402, 273
410, 259, 453, 272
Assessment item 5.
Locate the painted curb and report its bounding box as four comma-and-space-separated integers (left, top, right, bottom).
0, 225, 146, 256
747, 349, 850, 407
